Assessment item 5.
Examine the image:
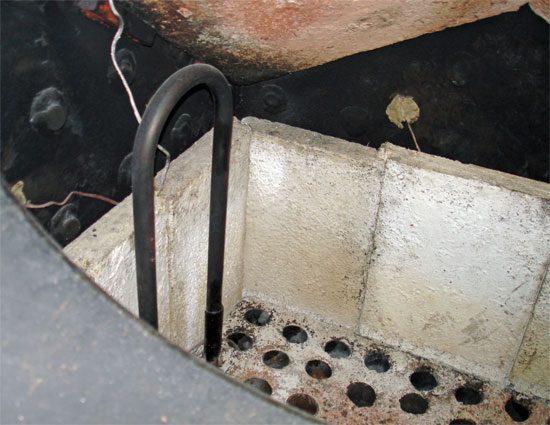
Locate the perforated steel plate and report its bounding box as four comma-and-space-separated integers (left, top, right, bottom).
211, 298, 550, 425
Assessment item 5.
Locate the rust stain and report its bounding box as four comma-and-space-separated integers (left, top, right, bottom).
209, 0, 333, 42
529, 0, 550, 21
80, 1, 141, 44
126, 0, 529, 83
80, 1, 119, 28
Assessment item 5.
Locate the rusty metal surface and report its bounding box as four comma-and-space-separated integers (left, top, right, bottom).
529, 0, 550, 21
216, 298, 550, 424
124, 0, 533, 84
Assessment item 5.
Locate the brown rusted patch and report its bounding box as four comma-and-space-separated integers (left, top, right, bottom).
81, 1, 119, 28
126, 0, 530, 84
529, 0, 550, 21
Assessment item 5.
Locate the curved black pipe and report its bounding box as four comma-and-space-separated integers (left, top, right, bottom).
131, 64, 233, 363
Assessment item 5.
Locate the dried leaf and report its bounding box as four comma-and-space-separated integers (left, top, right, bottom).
386, 95, 420, 129
11, 180, 27, 205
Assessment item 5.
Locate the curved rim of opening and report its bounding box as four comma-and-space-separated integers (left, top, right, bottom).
286, 393, 319, 416
243, 377, 273, 396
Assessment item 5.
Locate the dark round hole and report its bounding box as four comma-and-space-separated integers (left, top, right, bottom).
262, 350, 290, 369
410, 368, 438, 391
505, 398, 530, 422
364, 351, 391, 373
227, 332, 253, 351
244, 308, 271, 326
305, 360, 332, 380
244, 378, 272, 395
399, 393, 429, 414
324, 340, 351, 358
454, 386, 483, 405
282, 325, 308, 343
346, 382, 376, 407
287, 393, 319, 416
449, 420, 476, 425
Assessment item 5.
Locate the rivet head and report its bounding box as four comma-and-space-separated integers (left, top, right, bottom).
108, 48, 136, 85
260, 84, 287, 114
29, 87, 67, 132
447, 52, 475, 87
339, 106, 369, 137
50, 204, 80, 244
170, 113, 192, 144
117, 152, 133, 190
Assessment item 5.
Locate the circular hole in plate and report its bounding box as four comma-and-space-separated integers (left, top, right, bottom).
282, 325, 308, 343
305, 360, 332, 380
364, 351, 391, 373
399, 393, 429, 414
262, 350, 290, 369
505, 398, 530, 422
449, 420, 476, 425
346, 382, 376, 407
244, 308, 271, 326
324, 340, 351, 358
227, 332, 253, 351
410, 368, 438, 391
454, 386, 483, 405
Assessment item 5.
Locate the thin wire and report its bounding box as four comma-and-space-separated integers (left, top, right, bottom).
108, 0, 141, 124
108, 0, 171, 191
25, 191, 118, 209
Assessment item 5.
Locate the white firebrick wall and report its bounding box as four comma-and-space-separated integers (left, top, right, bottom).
65, 117, 550, 399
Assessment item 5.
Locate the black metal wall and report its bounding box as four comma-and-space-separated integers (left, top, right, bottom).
236, 5, 549, 184
1, 0, 214, 245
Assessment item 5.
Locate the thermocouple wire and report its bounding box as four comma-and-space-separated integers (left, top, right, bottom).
108, 0, 170, 191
